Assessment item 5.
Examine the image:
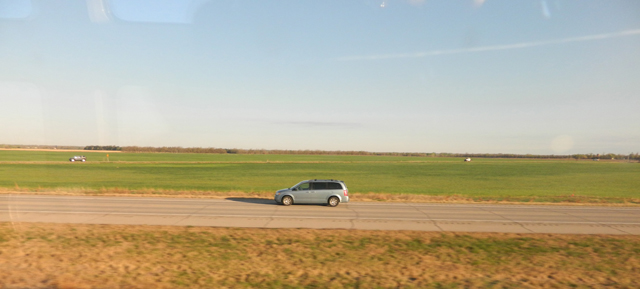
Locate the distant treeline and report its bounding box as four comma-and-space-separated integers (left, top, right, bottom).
84, 145, 122, 151
119, 146, 640, 160
0, 144, 83, 150
459, 152, 639, 160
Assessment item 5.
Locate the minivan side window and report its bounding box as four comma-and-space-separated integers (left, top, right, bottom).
311, 182, 328, 190
327, 182, 342, 190
296, 183, 310, 191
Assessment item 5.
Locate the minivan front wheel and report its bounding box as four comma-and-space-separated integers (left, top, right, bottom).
282, 196, 293, 206
328, 196, 340, 207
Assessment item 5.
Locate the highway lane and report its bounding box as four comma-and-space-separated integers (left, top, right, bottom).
1, 194, 639, 234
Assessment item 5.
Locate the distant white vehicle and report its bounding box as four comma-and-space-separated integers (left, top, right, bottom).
464, 158, 471, 162
70, 156, 86, 162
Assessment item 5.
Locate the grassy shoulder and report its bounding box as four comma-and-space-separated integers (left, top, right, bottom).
1, 222, 639, 288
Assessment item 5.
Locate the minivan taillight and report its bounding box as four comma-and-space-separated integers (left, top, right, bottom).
343, 189, 348, 196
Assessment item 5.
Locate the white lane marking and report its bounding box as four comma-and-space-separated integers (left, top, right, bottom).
2, 209, 640, 225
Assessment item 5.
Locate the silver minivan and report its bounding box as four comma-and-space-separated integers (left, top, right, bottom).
274, 179, 349, 207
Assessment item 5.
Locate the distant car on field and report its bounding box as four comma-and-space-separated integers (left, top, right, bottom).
69, 156, 86, 162
464, 158, 471, 162
275, 179, 349, 207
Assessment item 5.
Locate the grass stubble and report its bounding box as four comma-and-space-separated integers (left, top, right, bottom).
0, 223, 639, 289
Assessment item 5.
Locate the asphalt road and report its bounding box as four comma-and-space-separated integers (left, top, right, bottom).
1, 195, 639, 235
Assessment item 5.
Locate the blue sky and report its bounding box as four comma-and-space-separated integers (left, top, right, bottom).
1, 0, 639, 154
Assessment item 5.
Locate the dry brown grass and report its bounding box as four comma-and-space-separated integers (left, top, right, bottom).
0, 223, 639, 288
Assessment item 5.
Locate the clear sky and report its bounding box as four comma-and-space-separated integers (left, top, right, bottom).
1, 0, 639, 154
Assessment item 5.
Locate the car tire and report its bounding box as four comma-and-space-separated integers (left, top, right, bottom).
282, 196, 293, 206
70, 159, 75, 162
82, 159, 85, 162
328, 196, 340, 207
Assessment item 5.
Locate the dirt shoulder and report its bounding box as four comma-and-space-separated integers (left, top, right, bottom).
1, 222, 638, 289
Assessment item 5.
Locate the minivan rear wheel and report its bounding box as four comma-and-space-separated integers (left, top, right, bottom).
328, 196, 339, 207
282, 196, 293, 206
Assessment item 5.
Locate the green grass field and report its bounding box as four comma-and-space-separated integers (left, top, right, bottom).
0, 150, 559, 163
1, 150, 639, 202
